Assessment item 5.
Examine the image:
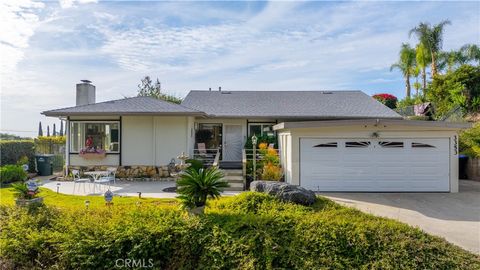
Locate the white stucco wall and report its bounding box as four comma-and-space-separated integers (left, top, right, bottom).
122, 116, 191, 166
154, 116, 190, 165
278, 125, 459, 192
122, 116, 155, 165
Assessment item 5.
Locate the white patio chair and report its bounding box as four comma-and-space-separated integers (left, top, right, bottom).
99, 167, 117, 184
94, 172, 111, 193
197, 143, 215, 158
71, 169, 91, 194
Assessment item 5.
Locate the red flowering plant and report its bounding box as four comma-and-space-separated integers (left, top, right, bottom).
372, 93, 398, 109
11, 181, 40, 200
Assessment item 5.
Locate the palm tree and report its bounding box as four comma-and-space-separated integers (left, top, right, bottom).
415, 42, 431, 93
460, 44, 480, 65
409, 20, 451, 76
390, 43, 416, 97
176, 167, 229, 210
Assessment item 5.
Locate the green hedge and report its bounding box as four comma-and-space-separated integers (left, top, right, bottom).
0, 165, 27, 184
0, 193, 478, 269
0, 140, 35, 172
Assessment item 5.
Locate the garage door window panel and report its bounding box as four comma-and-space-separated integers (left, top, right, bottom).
412, 142, 436, 148
345, 141, 371, 148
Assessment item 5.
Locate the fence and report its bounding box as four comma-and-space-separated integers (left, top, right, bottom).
35, 137, 66, 172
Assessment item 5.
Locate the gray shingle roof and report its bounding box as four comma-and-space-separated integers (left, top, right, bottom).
181, 90, 402, 119
42, 96, 204, 116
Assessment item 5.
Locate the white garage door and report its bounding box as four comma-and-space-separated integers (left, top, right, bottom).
300, 138, 450, 192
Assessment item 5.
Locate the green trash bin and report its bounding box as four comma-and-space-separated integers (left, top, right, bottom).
36, 155, 54, 176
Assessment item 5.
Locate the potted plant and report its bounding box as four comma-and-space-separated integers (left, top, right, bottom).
12, 181, 43, 206
176, 166, 229, 215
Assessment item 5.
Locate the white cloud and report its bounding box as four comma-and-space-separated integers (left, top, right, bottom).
0, 0, 44, 75
59, 0, 97, 9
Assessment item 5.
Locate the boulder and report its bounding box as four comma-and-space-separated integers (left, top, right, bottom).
250, 181, 316, 206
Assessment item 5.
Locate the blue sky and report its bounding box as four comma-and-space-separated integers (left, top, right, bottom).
1, 0, 479, 137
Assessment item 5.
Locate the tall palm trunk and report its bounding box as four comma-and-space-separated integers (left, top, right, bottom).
405, 75, 411, 98
431, 51, 437, 77
421, 66, 426, 95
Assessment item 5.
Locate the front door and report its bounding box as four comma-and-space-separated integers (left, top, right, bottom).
223, 125, 243, 161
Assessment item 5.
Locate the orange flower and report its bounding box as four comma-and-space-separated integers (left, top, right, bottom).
267, 148, 277, 156
258, 142, 268, 150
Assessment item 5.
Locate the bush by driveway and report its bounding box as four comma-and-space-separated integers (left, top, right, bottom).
320, 180, 480, 254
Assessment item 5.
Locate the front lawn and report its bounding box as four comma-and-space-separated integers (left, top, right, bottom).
0, 189, 478, 269
0, 186, 176, 209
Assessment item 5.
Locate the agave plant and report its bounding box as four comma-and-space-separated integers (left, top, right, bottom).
176, 167, 229, 209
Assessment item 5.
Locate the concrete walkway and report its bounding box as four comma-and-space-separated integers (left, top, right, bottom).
319, 180, 480, 254
38, 178, 240, 198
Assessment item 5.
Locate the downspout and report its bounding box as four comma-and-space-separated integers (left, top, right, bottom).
65, 117, 70, 176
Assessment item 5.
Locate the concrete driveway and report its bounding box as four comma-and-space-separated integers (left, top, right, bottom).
319, 180, 480, 254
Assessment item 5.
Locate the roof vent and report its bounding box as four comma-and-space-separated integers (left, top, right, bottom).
220, 91, 231, 94
209, 87, 212, 91
322, 91, 333, 94
219, 86, 222, 91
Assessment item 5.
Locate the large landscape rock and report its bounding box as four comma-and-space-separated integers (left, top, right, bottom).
250, 181, 316, 206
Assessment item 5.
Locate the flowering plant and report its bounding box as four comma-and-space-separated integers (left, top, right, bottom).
373, 93, 398, 109
11, 182, 40, 200
79, 148, 106, 155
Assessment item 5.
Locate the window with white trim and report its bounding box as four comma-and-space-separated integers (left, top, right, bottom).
70, 122, 120, 153
248, 123, 275, 137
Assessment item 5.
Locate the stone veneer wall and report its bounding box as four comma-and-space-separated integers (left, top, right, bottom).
67, 165, 180, 181
467, 158, 480, 181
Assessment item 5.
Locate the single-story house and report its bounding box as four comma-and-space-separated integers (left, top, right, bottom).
43, 81, 469, 192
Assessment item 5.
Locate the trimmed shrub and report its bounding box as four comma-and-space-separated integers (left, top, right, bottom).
460, 123, 480, 158
0, 140, 35, 172
0, 165, 28, 184
0, 193, 478, 269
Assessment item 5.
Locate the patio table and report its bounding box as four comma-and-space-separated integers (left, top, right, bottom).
84, 171, 110, 193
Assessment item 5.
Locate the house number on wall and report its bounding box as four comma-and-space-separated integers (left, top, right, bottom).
453, 135, 458, 155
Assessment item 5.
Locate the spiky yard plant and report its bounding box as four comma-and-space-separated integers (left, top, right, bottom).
176, 167, 229, 209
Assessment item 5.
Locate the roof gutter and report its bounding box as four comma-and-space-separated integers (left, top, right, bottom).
273, 119, 472, 131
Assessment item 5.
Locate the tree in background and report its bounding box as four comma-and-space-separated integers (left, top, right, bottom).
137, 76, 182, 104
409, 20, 451, 77
47, 126, 50, 137
53, 124, 57, 136
461, 44, 480, 65
0, 133, 31, 140
38, 121, 43, 137
415, 42, 431, 93
427, 65, 480, 119
390, 43, 416, 97
59, 121, 64, 136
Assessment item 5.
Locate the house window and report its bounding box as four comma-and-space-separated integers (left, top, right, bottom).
70, 122, 120, 153
248, 123, 275, 137
195, 123, 222, 150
